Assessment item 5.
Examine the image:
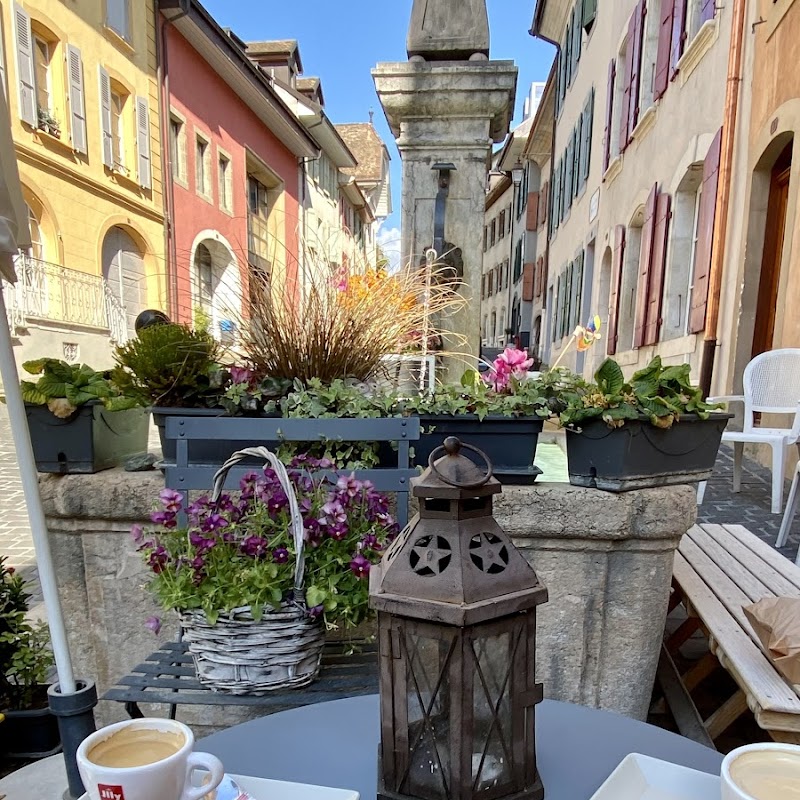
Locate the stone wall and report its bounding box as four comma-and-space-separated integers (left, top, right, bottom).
41, 471, 695, 728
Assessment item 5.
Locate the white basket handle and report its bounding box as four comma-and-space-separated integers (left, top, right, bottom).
210, 447, 308, 600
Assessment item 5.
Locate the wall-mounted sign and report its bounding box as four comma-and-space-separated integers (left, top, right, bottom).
589, 189, 600, 223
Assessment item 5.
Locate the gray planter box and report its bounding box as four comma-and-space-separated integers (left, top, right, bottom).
26, 403, 149, 474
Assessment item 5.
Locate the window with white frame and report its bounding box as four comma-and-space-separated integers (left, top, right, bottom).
106, 0, 130, 42
169, 113, 186, 182
33, 33, 51, 115
638, 0, 662, 115
195, 133, 211, 198
218, 153, 232, 212
610, 38, 627, 163
618, 212, 644, 352
110, 86, 126, 170
662, 164, 703, 340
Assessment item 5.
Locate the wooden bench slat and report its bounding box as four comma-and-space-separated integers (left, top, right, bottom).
673, 552, 800, 715
724, 524, 800, 592
699, 524, 800, 598
686, 526, 777, 604
678, 537, 763, 645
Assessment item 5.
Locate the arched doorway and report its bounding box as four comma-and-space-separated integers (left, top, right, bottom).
190, 236, 241, 344
752, 140, 793, 358
102, 226, 146, 337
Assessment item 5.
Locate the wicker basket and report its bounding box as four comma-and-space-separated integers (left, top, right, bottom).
180, 447, 325, 695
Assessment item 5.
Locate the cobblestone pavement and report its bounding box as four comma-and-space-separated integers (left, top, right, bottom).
698, 444, 800, 559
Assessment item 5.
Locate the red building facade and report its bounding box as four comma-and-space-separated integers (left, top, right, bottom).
159, 0, 318, 333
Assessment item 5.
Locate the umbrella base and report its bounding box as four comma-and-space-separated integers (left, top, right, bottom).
48, 680, 98, 800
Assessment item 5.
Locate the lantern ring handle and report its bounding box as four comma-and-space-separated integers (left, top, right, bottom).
428, 440, 494, 488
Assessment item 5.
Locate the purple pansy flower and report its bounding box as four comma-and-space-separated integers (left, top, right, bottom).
272, 547, 289, 564
349, 554, 371, 578
159, 488, 184, 514
145, 616, 162, 635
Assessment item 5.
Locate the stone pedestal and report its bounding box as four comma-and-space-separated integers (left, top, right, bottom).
495, 483, 697, 721
41, 472, 695, 729
373, 61, 517, 373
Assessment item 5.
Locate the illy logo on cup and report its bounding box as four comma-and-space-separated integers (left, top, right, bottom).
98, 785, 125, 800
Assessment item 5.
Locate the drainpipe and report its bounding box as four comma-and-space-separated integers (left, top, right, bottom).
157, 1, 188, 321
698, 0, 748, 397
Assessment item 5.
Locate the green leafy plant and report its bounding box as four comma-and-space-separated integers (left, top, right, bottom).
398, 373, 549, 421
19, 359, 138, 419
558, 356, 723, 430
136, 462, 399, 630
271, 379, 398, 469
0, 558, 54, 710
112, 324, 221, 408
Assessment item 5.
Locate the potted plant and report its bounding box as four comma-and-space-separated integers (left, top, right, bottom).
556, 356, 731, 491
134, 450, 398, 694
36, 107, 60, 138
0, 558, 59, 759
399, 347, 549, 483
18, 359, 148, 474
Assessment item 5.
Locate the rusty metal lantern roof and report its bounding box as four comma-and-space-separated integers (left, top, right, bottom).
371, 437, 547, 627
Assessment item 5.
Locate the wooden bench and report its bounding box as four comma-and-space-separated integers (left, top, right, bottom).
661, 522, 800, 747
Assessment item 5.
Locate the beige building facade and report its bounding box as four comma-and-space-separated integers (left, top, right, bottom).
533, 0, 733, 380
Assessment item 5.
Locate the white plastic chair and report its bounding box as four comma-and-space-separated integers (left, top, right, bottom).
777, 459, 800, 562
706, 349, 800, 515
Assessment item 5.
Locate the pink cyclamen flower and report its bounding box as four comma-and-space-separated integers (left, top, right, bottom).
229, 366, 254, 385
145, 616, 162, 635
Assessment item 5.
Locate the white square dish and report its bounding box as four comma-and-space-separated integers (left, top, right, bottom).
589, 753, 720, 799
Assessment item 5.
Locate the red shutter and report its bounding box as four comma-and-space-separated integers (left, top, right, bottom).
603, 59, 616, 172
654, 0, 675, 101
522, 263, 535, 302
700, 0, 716, 23
634, 183, 658, 349
619, 13, 636, 153
644, 192, 672, 345
671, 0, 688, 79
627, 0, 646, 138
535, 257, 544, 298
526, 191, 540, 231
689, 128, 722, 334
607, 225, 626, 355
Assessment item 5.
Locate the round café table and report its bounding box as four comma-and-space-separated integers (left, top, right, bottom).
201, 695, 722, 799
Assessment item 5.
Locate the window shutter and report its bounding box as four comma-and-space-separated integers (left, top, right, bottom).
574, 249, 585, 328
700, 0, 717, 23
607, 225, 626, 355
627, 0, 646, 138
571, 4, 582, 76
634, 184, 658, 348
644, 191, 672, 345
563, 263, 573, 338
581, 89, 594, 184
671, 0, 688, 79
564, 20, 572, 88
689, 128, 722, 334
603, 59, 616, 172
526, 191, 539, 231
654, 0, 675, 101
481, 274, 485, 299
565, 141, 574, 213
569, 257, 579, 329
98, 66, 113, 168
553, 275, 561, 342
67, 45, 87, 155
572, 123, 581, 197
619, 13, 635, 153
522, 262, 535, 302
539, 181, 548, 227
13, 4, 36, 127
583, 0, 597, 31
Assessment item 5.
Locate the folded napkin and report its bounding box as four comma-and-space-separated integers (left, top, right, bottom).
744, 596, 800, 684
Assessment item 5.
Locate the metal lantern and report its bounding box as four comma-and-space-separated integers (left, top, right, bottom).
371, 437, 548, 800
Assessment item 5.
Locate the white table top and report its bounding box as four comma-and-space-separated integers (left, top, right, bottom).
201, 695, 723, 800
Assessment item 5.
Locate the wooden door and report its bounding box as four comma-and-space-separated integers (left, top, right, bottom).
753, 143, 792, 358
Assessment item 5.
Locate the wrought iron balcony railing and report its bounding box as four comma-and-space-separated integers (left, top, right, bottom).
2, 254, 128, 343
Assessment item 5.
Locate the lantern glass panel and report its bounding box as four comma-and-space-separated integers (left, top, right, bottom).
471, 629, 518, 793
405, 630, 454, 800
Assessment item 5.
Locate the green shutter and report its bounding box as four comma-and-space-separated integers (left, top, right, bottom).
583, 0, 597, 31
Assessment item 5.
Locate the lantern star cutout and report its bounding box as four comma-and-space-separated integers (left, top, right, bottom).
469, 534, 510, 574
410, 536, 452, 576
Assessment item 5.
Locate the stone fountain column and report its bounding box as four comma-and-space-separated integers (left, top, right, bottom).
373, 0, 517, 374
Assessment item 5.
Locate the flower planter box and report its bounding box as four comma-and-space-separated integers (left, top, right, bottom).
153, 407, 281, 464
413, 414, 544, 484
0, 696, 61, 759
566, 413, 732, 492
26, 403, 149, 474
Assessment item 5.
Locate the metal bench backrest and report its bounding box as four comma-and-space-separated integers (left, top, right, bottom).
163, 415, 421, 527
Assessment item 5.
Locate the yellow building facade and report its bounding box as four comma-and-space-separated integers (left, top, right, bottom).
0, 0, 165, 368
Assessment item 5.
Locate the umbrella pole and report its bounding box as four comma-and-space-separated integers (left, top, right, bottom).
0, 290, 96, 799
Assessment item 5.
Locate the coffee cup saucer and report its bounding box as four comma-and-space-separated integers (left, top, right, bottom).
589, 753, 719, 799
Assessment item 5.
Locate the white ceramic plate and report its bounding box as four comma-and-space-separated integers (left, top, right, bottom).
589, 753, 720, 799
80, 774, 360, 800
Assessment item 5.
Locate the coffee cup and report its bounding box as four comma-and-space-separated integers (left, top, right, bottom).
721, 742, 800, 799
77, 718, 224, 800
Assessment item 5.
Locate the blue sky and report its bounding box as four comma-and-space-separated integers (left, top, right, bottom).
203, 0, 556, 249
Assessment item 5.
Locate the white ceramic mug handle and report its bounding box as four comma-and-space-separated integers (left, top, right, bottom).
182, 751, 225, 800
